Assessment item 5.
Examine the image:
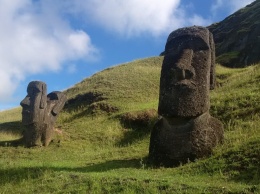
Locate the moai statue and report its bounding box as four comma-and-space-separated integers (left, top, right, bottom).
20, 81, 66, 147
43, 91, 67, 146
20, 81, 47, 147
149, 26, 224, 167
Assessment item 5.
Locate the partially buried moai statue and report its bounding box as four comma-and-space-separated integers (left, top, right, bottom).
149, 26, 224, 167
20, 81, 67, 147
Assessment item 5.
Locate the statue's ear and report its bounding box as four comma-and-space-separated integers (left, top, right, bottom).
52, 93, 67, 115
209, 32, 215, 90
40, 83, 47, 109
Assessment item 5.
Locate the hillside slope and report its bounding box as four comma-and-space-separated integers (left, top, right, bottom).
0, 57, 259, 193
161, 1, 260, 67
208, 0, 260, 67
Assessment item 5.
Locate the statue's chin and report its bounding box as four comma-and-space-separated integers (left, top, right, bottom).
21, 120, 33, 125
22, 112, 33, 125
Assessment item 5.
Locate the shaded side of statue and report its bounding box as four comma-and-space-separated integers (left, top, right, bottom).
20, 81, 67, 147
149, 26, 224, 167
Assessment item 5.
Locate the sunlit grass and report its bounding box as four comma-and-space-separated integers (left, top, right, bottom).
0, 107, 22, 123
0, 57, 259, 193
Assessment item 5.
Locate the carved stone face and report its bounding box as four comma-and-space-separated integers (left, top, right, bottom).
158, 26, 215, 117
20, 81, 47, 125
20, 81, 67, 147
45, 91, 67, 124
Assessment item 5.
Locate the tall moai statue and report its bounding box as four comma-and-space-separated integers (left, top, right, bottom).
20, 81, 67, 147
149, 26, 224, 167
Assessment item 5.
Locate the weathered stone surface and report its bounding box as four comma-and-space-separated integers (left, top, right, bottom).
20, 81, 67, 147
158, 26, 215, 118
149, 26, 224, 167
43, 91, 67, 146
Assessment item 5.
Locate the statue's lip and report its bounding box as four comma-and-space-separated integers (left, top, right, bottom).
174, 79, 196, 87
22, 110, 30, 114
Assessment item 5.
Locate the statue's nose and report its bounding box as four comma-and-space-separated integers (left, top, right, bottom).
173, 68, 194, 80
20, 96, 30, 107
173, 49, 195, 80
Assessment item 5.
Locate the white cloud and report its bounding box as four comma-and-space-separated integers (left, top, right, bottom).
70, 0, 211, 37
87, 0, 181, 36
0, 71, 18, 102
0, 0, 97, 103
188, 15, 212, 27
211, 0, 255, 15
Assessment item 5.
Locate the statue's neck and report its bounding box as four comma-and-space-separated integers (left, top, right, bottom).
163, 112, 209, 126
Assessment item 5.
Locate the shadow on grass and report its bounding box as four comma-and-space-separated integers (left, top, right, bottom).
0, 121, 24, 135
116, 129, 150, 147
116, 109, 157, 146
0, 158, 145, 185
1, 156, 258, 188
57, 158, 145, 173
199, 138, 260, 185
0, 167, 45, 185
0, 139, 23, 147
0, 121, 24, 147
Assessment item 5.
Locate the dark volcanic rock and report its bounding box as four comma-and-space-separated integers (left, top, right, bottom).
20, 81, 67, 147
149, 26, 224, 167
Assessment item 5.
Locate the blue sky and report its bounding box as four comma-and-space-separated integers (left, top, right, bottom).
0, 0, 255, 111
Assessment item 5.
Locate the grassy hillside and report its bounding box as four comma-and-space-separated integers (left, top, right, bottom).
0, 57, 259, 193
207, 0, 260, 67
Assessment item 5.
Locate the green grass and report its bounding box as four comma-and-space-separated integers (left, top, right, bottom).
216, 51, 240, 67
0, 57, 259, 193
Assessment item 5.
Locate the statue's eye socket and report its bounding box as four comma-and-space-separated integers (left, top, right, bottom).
171, 68, 177, 76
185, 70, 193, 79
28, 87, 41, 95
198, 45, 209, 50
170, 68, 194, 80
171, 68, 183, 80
